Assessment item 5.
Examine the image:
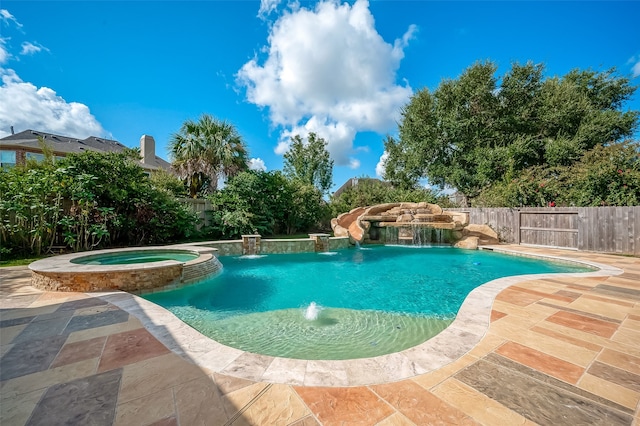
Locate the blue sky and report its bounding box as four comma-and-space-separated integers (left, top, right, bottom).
1, 1, 639, 192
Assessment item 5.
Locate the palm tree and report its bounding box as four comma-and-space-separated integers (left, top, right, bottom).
169, 114, 249, 197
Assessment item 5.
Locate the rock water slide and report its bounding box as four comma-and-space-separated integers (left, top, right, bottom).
331, 202, 499, 248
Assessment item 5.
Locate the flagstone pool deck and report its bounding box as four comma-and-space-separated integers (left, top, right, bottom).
1, 245, 639, 425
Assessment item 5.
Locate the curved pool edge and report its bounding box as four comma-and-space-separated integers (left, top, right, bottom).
92, 245, 625, 387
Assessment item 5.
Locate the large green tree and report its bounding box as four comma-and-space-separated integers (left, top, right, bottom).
207, 170, 327, 238
383, 61, 638, 205
283, 132, 334, 195
170, 114, 249, 197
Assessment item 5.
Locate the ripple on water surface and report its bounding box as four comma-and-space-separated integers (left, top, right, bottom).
169, 306, 453, 360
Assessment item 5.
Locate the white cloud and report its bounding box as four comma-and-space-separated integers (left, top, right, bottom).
349, 158, 360, 169
238, 0, 414, 167
632, 59, 640, 78
0, 69, 105, 139
0, 9, 22, 28
248, 157, 267, 171
258, 0, 282, 19
0, 38, 8, 64
375, 150, 388, 178
20, 41, 48, 56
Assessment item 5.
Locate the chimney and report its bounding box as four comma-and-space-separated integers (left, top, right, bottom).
140, 135, 155, 164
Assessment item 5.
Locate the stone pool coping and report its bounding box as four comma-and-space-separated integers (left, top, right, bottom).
90, 245, 624, 387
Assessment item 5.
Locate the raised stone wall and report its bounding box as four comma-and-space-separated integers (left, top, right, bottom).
193, 237, 350, 256
30, 238, 350, 293
261, 239, 315, 254
31, 264, 184, 292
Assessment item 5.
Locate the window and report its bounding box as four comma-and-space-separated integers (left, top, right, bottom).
0, 150, 16, 168
26, 152, 46, 162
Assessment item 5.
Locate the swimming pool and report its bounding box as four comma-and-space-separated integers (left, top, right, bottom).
144, 246, 591, 360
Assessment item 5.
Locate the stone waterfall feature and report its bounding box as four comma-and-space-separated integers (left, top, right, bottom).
331, 202, 498, 249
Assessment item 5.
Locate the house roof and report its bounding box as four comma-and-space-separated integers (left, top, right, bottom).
333, 177, 387, 198
0, 129, 171, 171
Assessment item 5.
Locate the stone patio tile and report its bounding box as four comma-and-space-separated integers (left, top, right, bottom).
541, 320, 640, 358
65, 316, 143, 344
56, 297, 108, 312
0, 388, 45, 426
375, 412, 416, 426
303, 360, 349, 387
295, 386, 394, 426
288, 415, 323, 426
233, 384, 311, 426
432, 378, 530, 425
582, 293, 634, 308
588, 361, 640, 393
592, 283, 640, 301
493, 297, 559, 319
597, 349, 640, 375
495, 287, 543, 306
537, 301, 623, 324
221, 382, 270, 420
51, 335, 107, 369
612, 326, 640, 346
149, 416, 178, 426
554, 289, 582, 301
1, 358, 99, 400
220, 352, 274, 382
578, 373, 640, 411
567, 297, 633, 321
26, 368, 121, 426
97, 328, 169, 373
530, 324, 603, 352
212, 372, 256, 396
174, 376, 228, 426
118, 353, 207, 404
412, 353, 478, 390
546, 311, 619, 338
261, 356, 307, 385
622, 316, 640, 331
491, 319, 598, 367
64, 309, 129, 334
495, 341, 585, 384
0, 314, 35, 328
510, 285, 576, 303
114, 386, 175, 426
10, 314, 71, 344
466, 333, 506, 358
456, 358, 633, 425
371, 380, 478, 425
490, 310, 507, 321
0, 323, 28, 345
0, 334, 67, 380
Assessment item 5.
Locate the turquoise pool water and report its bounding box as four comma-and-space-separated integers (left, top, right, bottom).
144, 246, 590, 359
72, 250, 198, 265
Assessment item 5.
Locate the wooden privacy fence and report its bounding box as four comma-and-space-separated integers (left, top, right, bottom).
180, 198, 212, 230
446, 206, 640, 256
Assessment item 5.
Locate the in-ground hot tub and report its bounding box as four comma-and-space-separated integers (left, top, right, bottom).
71, 249, 200, 265
29, 246, 221, 293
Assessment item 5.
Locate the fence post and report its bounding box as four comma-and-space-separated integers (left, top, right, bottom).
515, 209, 521, 245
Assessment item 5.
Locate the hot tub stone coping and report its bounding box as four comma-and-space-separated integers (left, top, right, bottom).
28, 245, 217, 273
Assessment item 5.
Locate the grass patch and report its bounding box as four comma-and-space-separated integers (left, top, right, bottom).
0, 257, 42, 267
